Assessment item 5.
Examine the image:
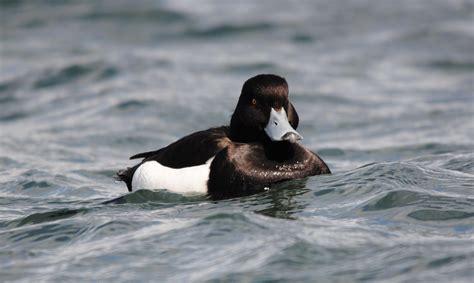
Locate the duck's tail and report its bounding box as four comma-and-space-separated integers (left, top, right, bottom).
115, 165, 138, 192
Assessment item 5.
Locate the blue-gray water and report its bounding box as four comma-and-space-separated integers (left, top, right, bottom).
1, 0, 473, 282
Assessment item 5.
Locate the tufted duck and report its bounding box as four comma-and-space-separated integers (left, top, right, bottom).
117, 74, 330, 199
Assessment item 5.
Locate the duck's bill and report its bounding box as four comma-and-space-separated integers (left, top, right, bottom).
264, 108, 303, 143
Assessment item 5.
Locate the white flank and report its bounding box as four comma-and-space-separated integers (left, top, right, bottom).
131, 157, 215, 195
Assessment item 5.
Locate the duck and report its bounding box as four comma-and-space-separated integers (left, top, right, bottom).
117, 74, 330, 199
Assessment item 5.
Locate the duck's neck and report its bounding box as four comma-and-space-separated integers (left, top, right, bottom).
229, 126, 265, 143
263, 140, 295, 161
229, 114, 265, 143
230, 126, 295, 162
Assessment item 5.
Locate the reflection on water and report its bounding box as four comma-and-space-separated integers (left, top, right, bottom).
254, 179, 310, 219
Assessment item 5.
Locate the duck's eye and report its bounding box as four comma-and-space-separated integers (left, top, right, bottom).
251, 98, 257, 106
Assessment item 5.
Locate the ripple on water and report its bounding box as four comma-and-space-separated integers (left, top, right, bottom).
184, 22, 275, 38
81, 8, 187, 23
0, 79, 20, 96
11, 208, 85, 227
224, 62, 278, 74
424, 59, 474, 72
32, 61, 119, 89
411, 151, 474, 174
407, 210, 474, 221
363, 190, 423, 211
298, 160, 474, 230
4, 221, 88, 248
105, 99, 159, 114
103, 189, 206, 205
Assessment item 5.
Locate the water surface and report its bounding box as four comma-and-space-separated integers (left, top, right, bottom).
1, 0, 473, 282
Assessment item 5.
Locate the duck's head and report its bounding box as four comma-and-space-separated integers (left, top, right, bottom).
230, 74, 302, 143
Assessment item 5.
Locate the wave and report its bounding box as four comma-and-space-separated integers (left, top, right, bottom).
33, 61, 119, 89
424, 60, 474, 72
184, 22, 275, 38
81, 8, 187, 23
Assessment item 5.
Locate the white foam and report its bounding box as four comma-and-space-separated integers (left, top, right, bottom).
131, 157, 214, 195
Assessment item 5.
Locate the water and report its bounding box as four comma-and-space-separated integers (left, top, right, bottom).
1, 0, 473, 281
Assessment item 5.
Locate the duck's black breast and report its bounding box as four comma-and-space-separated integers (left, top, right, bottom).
207, 142, 330, 199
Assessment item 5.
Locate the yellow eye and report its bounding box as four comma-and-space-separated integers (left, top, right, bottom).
251, 98, 257, 106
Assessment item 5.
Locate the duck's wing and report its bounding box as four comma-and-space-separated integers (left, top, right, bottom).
116, 126, 232, 191
134, 126, 231, 168
207, 143, 330, 199
130, 150, 159, 160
